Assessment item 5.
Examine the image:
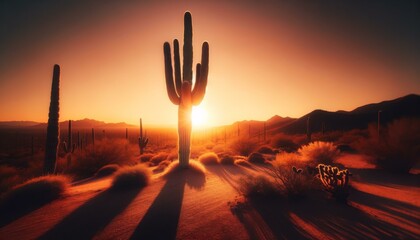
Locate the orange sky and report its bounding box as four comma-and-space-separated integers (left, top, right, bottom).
0, 1, 419, 127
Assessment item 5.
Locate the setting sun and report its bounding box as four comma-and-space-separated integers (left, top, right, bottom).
192, 106, 208, 127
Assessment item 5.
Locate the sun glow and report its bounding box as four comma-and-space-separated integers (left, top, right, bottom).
192, 106, 208, 128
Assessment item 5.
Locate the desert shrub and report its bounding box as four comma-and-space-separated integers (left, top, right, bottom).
229, 138, 258, 156
219, 154, 235, 165
354, 118, 420, 173
270, 153, 318, 199
149, 153, 169, 166
298, 141, 340, 166
257, 145, 275, 155
247, 152, 266, 164
110, 165, 151, 190
0, 175, 70, 209
235, 159, 252, 168
318, 164, 351, 203
139, 153, 154, 163
69, 139, 136, 179
271, 134, 300, 152
239, 175, 280, 200
153, 160, 171, 173
95, 164, 120, 177
198, 152, 219, 165
0, 165, 22, 195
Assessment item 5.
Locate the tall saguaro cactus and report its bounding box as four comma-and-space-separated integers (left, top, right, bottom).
138, 118, 148, 155
164, 12, 209, 167
44, 64, 60, 174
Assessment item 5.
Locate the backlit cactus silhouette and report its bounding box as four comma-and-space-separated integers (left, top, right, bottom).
138, 118, 148, 155
44, 64, 60, 174
163, 12, 209, 167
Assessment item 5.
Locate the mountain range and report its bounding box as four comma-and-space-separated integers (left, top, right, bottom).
0, 94, 418, 134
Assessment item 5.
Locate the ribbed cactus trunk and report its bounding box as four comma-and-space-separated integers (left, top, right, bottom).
164, 12, 209, 168
44, 64, 60, 174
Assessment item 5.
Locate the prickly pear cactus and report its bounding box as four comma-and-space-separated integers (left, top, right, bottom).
317, 164, 351, 202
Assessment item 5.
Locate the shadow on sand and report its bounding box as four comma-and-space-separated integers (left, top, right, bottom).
232, 188, 419, 239
130, 167, 205, 240
38, 187, 141, 240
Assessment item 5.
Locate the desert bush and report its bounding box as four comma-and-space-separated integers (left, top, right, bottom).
153, 160, 172, 173
0, 175, 70, 209
247, 152, 266, 164
354, 118, 420, 173
270, 133, 300, 152
219, 154, 235, 165
257, 145, 275, 155
318, 164, 351, 203
298, 141, 340, 166
69, 139, 136, 179
229, 138, 258, 156
198, 152, 219, 165
239, 175, 280, 200
149, 153, 169, 166
95, 164, 120, 177
270, 153, 318, 199
139, 153, 154, 163
110, 165, 151, 190
0, 165, 22, 195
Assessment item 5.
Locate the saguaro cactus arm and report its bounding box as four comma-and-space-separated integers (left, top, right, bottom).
192, 42, 209, 105
183, 12, 193, 84
174, 39, 182, 95
164, 43, 181, 105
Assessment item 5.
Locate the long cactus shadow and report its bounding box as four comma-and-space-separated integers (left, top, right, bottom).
38, 187, 141, 240
130, 167, 205, 240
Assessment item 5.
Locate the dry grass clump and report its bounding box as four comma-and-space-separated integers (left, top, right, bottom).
149, 153, 169, 166
70, 139, 136, 179
110, 165, 151, 190
0, 165, 22, 195
219, 154, 235, 165
139, 153, 154, 163
229, 138, 258, 156
95, 164, 120, 177
198, 152, 219, 165
270, 153, 318, 199
0, 175, 70, 209
298, 141, 340, 166
162, 160, 206, 177
355, 118, 420, 173
239, 175, 280, 200
247, 152, 266, 164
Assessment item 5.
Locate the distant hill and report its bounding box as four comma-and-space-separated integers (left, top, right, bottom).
278, 94, 420, 134
0, 118, 136, 129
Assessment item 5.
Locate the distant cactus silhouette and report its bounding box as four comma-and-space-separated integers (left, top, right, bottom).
317, 164, 351, 203
138, 118, 148, 155
62, 120, 76, 168
163, 12, 209, 167
44, 64, 60, 174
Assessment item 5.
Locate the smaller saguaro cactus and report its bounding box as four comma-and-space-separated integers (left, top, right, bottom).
62, 120, 76, 168
317, 164, 351, 203
138, 118, 148, 155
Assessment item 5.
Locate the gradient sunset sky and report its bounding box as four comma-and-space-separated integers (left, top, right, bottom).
1, 0, 419, 127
